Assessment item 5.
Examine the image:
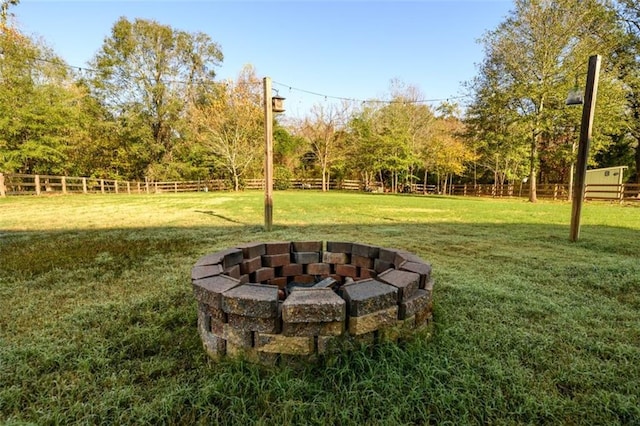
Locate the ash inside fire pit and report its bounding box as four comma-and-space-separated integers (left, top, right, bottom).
191, 241, 434, 365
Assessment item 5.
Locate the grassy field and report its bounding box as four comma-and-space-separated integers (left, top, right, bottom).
1, 191, 639, 425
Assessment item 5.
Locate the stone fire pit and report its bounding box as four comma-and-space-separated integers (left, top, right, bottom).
191, 241, 434, 365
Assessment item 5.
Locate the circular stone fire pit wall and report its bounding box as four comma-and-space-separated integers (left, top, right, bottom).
191, 241, 434, 365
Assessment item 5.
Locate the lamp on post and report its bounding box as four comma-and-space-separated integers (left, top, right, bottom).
272, 94, 286, 113
263, 77, 285, 232
568, 55, 601, 242
565, 85, 584, 106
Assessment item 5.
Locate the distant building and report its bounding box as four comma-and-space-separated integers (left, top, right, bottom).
584, 166, 628, 200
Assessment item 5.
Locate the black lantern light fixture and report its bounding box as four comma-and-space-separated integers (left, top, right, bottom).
566, 77, 584, 106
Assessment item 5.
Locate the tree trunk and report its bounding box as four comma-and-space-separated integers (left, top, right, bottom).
423, 169, 427, 195
494, 155, 498, 197
529, 133, 538, 203
393, 170, 398, 194
233, 173, 239, 191
322, 165, 327, 192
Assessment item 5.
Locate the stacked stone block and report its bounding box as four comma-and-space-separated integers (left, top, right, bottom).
192, 241, 435, 365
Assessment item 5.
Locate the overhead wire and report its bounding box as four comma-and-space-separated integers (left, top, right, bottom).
272, 80, 469, 105
22, 53, 467, 106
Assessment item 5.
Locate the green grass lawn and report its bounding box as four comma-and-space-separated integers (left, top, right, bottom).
1, 191, 639, 425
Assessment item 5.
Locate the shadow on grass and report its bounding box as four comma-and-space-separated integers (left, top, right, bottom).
0, 221, 638, 277
195, 210, 246, 225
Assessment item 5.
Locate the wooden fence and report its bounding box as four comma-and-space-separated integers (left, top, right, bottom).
0, 174, 365, 196
1, 173, 638, 202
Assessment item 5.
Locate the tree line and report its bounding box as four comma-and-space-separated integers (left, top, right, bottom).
1, 0, 639, 198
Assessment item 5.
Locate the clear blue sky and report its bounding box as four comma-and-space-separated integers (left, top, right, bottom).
14, 0, 513, 118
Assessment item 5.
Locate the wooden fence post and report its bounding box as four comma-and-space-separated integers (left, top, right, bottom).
115, 181, 119, 194
100, 179, 105, 194
82, 178, 87, 194
0, 173, 6, 197
174, 182, 178, 193
35, 175, 41, 195
127, 182, 131, 194
62, 176, 67, 194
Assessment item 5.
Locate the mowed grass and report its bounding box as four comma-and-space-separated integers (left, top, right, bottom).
0, 191, 639, 425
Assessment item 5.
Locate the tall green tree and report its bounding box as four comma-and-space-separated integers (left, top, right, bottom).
470, 0, 627, 201
189, 65, 262, 191
346, 83, 436, 192
0, 25, 86, 175
616, 0, 640, 182
347, 105, 386, 188
90, 17, 223, 179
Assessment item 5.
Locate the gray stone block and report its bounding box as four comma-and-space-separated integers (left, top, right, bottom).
400, 261, 432, 288
292, 251, 320, 264
222, 284, 279, 318
222, 249, 244, 269
194, 251, 225, 267
191, 264, 223, 280
227, 313, 280, 333
282, 288, 346, 323
377, 269, 420, 302
398, 289, 431, 319
341, 279, 398, 316
282, 321, 345, 337
192, 274, 241, 308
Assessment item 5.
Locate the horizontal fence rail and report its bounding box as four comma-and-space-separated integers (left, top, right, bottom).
1, 173, 638, 202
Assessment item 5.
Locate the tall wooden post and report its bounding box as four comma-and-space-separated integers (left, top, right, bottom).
0, 173, 6, 197
570, 55, 601, 242
263, 77, 274, 231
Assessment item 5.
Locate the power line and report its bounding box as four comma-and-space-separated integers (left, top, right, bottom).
272, 80, 469, 105
25, 54, 467, 106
